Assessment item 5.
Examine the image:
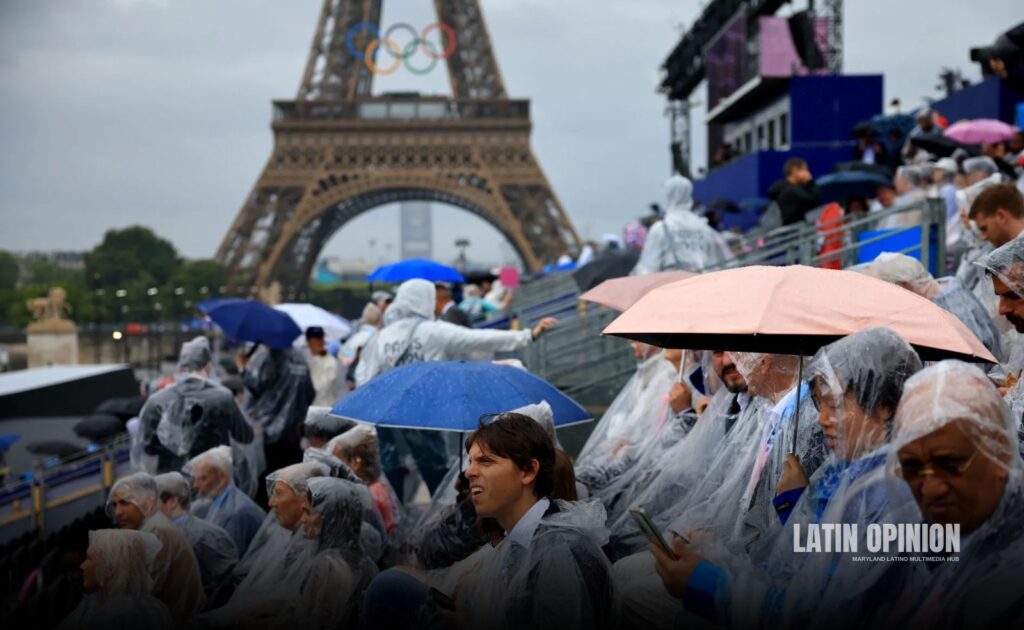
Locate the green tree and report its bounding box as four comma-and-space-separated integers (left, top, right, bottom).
85, 226, 181, 289
0, 251, 17, 290
162, 259, 230, 319
28, 259, 85, 290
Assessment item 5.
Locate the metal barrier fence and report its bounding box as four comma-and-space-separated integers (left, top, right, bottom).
0, 435, 130, 543
709, 199, 948, 273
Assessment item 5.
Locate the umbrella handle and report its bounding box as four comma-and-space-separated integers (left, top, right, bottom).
245, 342, 261, 359
792, 347, 804, 454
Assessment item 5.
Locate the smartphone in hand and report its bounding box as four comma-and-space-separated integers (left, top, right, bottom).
629, 507, 684, 560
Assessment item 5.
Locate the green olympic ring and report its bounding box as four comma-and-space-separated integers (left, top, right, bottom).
400, 37, 440, 75
353, 22, 457, 75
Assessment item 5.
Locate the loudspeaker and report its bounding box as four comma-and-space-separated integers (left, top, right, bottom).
787, 11, 826, 71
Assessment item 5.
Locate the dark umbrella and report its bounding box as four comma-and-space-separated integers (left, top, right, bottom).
833, 161, 893, 179
572, 249, 641, 292
849, 120, 873, 137
910, 135, 978, 158
26, 440, 83, 458
94, 395, 147, 420
74, 414, 125, 442
869, 113, 916, 138
817, 171, 892, 202
464, 270, 498, 285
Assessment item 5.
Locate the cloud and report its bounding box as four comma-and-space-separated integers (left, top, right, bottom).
0, 0, 1018, 265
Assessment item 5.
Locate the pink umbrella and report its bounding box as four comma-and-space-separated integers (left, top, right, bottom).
580, 270, 696, 312
944, 119, 1019, 145
604, 265, 996, 453
604, 265, 995, 363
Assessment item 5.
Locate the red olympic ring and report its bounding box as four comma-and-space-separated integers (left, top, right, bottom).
420, 22, 458, 60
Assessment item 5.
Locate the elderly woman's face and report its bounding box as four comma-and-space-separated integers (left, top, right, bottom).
300, 502, 323, 541
896, 420, 1009, 535
269, 481, 306, 531
814, 380, 889, 461
81, 546, 100, 592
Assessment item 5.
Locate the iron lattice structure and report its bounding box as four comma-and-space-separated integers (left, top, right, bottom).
215, 0, 580, 296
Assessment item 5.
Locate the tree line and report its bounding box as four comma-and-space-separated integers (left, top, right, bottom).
0, 226, 228, 328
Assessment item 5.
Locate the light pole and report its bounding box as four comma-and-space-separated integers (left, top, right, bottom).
455, 238, 470, 272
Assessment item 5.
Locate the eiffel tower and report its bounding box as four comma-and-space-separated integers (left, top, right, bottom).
215, 0, 581, 296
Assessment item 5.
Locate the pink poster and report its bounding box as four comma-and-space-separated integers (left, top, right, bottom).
499, 266, 520, 288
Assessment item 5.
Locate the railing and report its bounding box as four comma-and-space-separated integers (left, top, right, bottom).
710, 199, 948, 274
0, 435, 130, 541
273, 98, 531, 123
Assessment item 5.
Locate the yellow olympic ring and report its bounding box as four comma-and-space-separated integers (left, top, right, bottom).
364, 39, 402, 76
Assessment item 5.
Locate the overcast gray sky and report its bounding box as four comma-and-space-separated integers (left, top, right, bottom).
0, 0, 1018, 268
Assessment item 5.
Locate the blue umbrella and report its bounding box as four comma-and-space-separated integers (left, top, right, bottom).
367, 258, 465, 283
204, 299, 302, 349
331, 361, 591, 431
817, 171, 891, 202
0, 434, 20, 451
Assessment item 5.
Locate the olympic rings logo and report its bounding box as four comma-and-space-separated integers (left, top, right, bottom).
346, 22, 458, 76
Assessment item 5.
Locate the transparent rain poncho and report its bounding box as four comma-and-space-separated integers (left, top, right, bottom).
733, 354, 826, 551
302, 445, 361, 483
860, 253, 1004, 363
590, 356, 706, 527
139, 372, 254, 474
323, 428, 391, 561
242, 345, 316, 445
407, 401, 563, 570
668, 353, 827, 554
632, 175, 733, 275
212, 463, 329, 624
303, 406, 355, 445
328, 424, 403, 534
606, 387, 760, 558
690, 329, 924, 629
980, 237, 1024, 427
455, 499, 619, 630
107, 473, 205, 623
575, 349, 676, 504
869, 361, 1024, 628
179, 336, 213, 373
57, 529, 173, 630
352, 279, 536, 501
234, 463, 327, 585
294, 477, 380, 630
155, 472, 238, 597
353, 279, 535, 385
340, 303, 382, 368
935, 276, 1005, 363
186, 446, 266, 556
